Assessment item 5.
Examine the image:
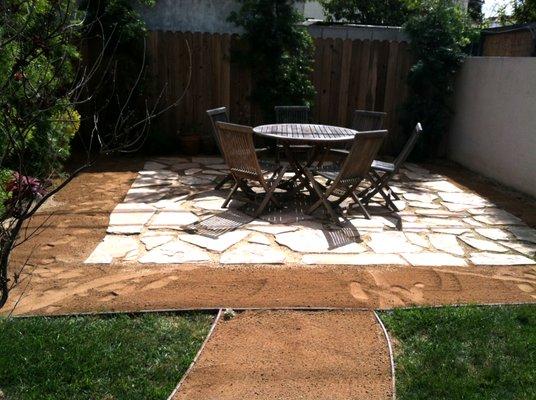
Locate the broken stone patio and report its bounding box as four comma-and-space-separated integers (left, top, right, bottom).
85, 156, 536, 267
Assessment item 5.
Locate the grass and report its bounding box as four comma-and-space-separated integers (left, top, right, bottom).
381, 305, 536, 400
0, 312, 213, 400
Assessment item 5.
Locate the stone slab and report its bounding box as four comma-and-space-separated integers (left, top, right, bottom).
179, 231, 249, 252
220, 243, 286, 264
403, 252, 467, 267
470, 253, 536, 266
302, 253, 408, 266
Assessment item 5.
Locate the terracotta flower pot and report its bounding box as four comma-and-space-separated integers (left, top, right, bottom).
180, 133, 201, 156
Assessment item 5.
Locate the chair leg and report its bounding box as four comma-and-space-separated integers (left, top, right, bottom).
215, 174, 232, 190
222, 181, 239, 208
254, 166, 287, 217
303, 169, 339, 222
353, 196, 372, 219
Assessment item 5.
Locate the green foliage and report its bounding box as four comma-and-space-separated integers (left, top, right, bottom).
499, 0, 536, 25
228, 0, 316, 119
0, 0, 81, 178
401, 0, 477, 159
468, 0, 485, 24
381, 305, 536, 399
0, 313, 212, 400
320, 0, 414, 26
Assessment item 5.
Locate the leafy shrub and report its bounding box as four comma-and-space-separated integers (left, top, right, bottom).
401, 0, 477, 158
320, 0, 414, 25
228, 0, 316, 120
0, 0, 81, 178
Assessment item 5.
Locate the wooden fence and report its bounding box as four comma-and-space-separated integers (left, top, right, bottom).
481, 29, 535, 57
146, 31, 412, 154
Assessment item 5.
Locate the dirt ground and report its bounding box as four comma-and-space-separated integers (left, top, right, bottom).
4, 157, 536, 316
173, 310, 392, 400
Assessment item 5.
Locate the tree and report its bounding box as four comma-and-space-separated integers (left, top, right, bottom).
401, 0, 477, 158
510, 0, 536, 23
320, 0, 414, 26
0, 0, 186, 309
468, 0, 485, 24
228, 0, 316, 120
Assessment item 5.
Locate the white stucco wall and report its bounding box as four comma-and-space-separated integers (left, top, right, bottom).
448, 57, 536, 198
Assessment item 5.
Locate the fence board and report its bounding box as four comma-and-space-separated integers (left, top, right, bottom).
145, 30, 412, 155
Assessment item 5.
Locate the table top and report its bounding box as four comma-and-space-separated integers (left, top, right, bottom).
253, 124, 358, 143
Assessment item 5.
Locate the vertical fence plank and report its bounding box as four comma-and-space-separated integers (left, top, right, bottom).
143, 30, 413, 154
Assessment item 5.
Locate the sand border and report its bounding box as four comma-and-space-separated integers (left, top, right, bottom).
166, 309, 223, 400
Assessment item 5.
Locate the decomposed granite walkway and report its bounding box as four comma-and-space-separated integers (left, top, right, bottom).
172, 310, 392, 400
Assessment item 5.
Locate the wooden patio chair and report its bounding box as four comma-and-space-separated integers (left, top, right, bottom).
207, 107, 269, 189
215, 121, 288, 217
331, 110, 387, 156
304, 129, 388, 222
359, 123, 423, 212
274, 105, 313, 162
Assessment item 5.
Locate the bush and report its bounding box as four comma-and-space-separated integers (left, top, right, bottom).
0, 0, 81, 178
401, 0, 477, 158
320, 0, 414, 26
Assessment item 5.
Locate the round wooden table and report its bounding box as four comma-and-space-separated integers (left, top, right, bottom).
253, 123, 358, 143
253, 123, 358, 195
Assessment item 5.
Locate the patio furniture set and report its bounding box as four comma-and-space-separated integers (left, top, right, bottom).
206, 106, 422, 224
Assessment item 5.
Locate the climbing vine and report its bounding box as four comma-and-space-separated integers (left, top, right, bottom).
401, 0, 477, 158
228, 0, 316, 120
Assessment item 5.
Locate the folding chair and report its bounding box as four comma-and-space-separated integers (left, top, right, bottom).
215, 122, 288, 218
304, 129, 388, 223
207, 107, 269, 190
359, 123, 423, 212
331, 110, 387, 156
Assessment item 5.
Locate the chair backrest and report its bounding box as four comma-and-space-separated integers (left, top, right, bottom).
335, 130, 388, 187
206, 107, 229, 154
274, 106, 310, 124
351, 110, 387, 131
393, 123, 423, 171
215, 122, 263, 182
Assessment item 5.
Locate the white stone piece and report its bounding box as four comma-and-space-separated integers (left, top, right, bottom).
431, 228, 471, 235
248, 233, 272, 246
170, 162, 201, 170
470, 253, 535, 266
140, 234, 175, 250
475, 228, 510, 241
403, 252, 467, 267
147, 211, 199, 230
403, 193, 438, 203
220, 243, 285, 264
428, 234, 465, 256
302, 253, 407, 265
367, 232, 422, 253
499, 241, 536, 257
459, 235, 508, 252
139, 240, 210, 263
419, 180, 463, 193
473, 210, 523, 226
275, 229, 366, 253
439, 192, 491, 207
405, 232, 430, 248
409, 201, 441, 209
179, 231, 248, 252
247, 224, 298, 235
107, 203, 155, 234
85, 235, 139, 264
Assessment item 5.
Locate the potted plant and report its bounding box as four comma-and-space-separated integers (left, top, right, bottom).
179, 123, 201, 155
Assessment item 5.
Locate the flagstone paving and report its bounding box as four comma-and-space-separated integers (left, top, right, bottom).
85, 157, 536, 267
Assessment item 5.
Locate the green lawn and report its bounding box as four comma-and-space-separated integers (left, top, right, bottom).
381, 305, 536, 400
0, 313, 213, 400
